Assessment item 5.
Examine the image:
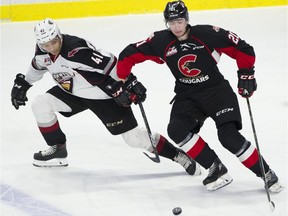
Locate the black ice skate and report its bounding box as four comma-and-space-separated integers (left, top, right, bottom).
173, 149, 201, 176
263, 169, 284, 193
33, 143, 68, 167
202, 157, 233, 191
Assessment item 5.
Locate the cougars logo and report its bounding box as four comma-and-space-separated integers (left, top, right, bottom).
178, 54, 201, 77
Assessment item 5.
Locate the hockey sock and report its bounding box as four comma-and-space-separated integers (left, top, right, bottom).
156, 135, 178, 160
38, 120, 66, 146
235, 140, 270, 176
181, 134, 217, 169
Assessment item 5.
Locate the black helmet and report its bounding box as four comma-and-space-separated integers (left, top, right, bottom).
164, 0, 189, 22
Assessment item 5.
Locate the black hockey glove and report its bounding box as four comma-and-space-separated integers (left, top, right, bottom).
107, 81, 137, 107
237, 67, 257, 98
125, 73, 147, 104
11, 73, 32, 110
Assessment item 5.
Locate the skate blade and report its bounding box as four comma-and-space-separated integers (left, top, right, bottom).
206, 173, 233, 191
269, 182, 284, 193
193, 163, 202, 176
33, 158, 68, 168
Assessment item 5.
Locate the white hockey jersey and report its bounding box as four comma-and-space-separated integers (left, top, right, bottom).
25, 34, 119, 99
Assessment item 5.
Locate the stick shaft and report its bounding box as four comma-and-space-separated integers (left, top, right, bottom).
246, 98, 274, 209
139, 102, 160, 163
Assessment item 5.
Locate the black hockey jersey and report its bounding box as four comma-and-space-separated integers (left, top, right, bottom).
26, 34, 118, 99
117, 25, 255, 94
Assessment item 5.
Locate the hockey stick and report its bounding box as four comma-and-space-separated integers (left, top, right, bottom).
138, 102, 160, 163
246, 98, 275, 211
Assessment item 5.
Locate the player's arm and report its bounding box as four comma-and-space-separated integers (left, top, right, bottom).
117, 33, 165, 80
110, 33, 166, 106
213, 27, 255, 69
70, 41, 117, 86
207, 26, 257, 97
11, 46, 48, 110
25, 58, 48, 83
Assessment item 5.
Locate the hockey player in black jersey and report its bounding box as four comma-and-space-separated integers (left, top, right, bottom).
114, 1, 284, 192
10, 18, 202, 176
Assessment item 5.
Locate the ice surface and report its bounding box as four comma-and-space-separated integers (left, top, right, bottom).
1, 6, 287, 216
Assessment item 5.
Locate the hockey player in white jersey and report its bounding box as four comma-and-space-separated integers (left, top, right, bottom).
10, 18, 201, 176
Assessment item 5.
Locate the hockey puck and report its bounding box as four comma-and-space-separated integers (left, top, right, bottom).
172, 207, 182, 215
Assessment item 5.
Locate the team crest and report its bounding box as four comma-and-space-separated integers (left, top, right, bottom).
178, 54, 201, 77
61, 80, 72, 92
52, 72, 75, 93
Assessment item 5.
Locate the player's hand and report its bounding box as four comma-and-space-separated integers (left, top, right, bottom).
237, 67, 257, 98
107, 81, 137, 107
125, 73, 146, 104
11, 73, 32, 110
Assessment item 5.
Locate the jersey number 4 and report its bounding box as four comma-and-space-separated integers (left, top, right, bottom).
92, 52, 103, 64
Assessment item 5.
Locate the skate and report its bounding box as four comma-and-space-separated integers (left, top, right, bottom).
203, 157, 233, 191
173, 149, 201, 176
33, 143, 68, 167
263, 169, 284, 193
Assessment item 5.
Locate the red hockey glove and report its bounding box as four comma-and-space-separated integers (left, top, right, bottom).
107, 81, 137, 107
125, 73, 146, 104
237, 67, 257, 98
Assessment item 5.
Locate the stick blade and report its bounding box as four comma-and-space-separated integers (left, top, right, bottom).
269, 201, 275, 212
143, 152, 160, 163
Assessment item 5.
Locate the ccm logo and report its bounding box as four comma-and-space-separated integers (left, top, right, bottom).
106, 120, 123, 127
216, 108, 234, 117
240, 75, 254, 80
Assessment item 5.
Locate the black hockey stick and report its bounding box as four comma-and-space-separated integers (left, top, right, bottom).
246, 98, 275, 211
138, 102, 160, 163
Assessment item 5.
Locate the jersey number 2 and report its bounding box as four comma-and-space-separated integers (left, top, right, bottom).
228, 31, 240, 45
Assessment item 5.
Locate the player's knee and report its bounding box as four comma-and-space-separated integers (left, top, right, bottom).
31, 94, 54, 123
167, 115, 198, 144
121, 126, 159, 150
217, 122, 236, 146
32, 95, 49, 114
167, 122, 187, 144
217, 122, 246, 154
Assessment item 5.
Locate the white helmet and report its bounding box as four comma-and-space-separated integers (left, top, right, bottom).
34, 18, 61, 44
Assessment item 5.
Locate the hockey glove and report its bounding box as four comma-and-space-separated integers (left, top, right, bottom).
125, 73, 147, 104
107, 81, 137, 107
237, 67, 257, 98
11, 73, 32, 110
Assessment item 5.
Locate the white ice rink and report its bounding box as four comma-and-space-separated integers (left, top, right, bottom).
1, 6, 287, 216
